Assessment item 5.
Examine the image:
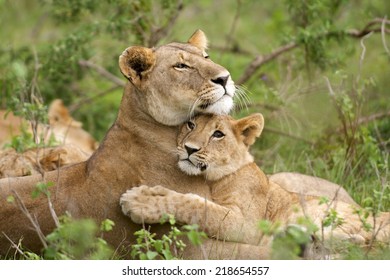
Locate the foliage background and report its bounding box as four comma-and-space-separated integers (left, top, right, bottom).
0, 0, 389, 258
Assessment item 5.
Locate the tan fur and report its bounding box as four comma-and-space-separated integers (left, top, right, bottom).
47, 99, 98, 154
0, 31, 271, 259
187, 29, 208, 52
0, 145, 89, 178
121, 114, 390, 254
0, 99, 98, 154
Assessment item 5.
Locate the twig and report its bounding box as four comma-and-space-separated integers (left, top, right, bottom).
357, 32, 373, 82
263, 126, 314, 145
381, 16, 390, 55
78, 60, 125, 87
238, 18, 390, 85
148, 0, 183, 47
219, 0, 242, 60
211, 44, 254, 56
2, 232, 28, 259
69, 85, 121, 113
11, 190, 48, 248
356, 111, 390, 126
237, 42, 297, 85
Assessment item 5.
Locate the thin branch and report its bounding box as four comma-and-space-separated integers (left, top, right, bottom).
263, 126, 314, 145
332, 111, 390, 135
219, 0, 242, 60
2, 232, 28, 259
357, 32, 373, 83
360, 17, 390, 30
69, 85, 121, 113
78, 60, 125, 87
382, 16, 390, 55
237, 42, 298, 85
237, 18, 390, 85
11, 190, 48, 248
357, 111, 390, 126
148, 0, 183, 47
210, 44, 254, 56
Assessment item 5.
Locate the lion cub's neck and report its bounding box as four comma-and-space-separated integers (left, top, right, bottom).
209, 162, 270, 211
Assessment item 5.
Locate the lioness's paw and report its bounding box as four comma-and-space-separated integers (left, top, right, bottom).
119, 185, 172, 224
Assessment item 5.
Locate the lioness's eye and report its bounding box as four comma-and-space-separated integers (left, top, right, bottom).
187, 121, 195, 130
174, 63, 190, 69
212, 130, 225, 139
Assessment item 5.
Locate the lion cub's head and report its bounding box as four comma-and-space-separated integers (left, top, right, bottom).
118, 30, 236, 126
177, 113, 264, 181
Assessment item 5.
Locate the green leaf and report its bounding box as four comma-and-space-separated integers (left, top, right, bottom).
6, 195, 15, 203
146, 251, 158, 260
100, 219, 115, 232
154, 240, 163, 253
186, 230, 202, 246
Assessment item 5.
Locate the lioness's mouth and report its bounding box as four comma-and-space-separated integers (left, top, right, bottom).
199, 93, 229, 110
199, 102, 211, 109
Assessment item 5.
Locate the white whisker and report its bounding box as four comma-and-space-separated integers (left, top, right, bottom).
188, 97, 202, 120
234, 85, 252, 112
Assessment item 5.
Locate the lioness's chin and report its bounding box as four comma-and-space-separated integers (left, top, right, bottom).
203, 94, 234, 115
178, 160, 202, 176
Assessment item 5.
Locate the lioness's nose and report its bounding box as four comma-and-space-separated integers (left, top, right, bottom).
185, 145, 200, 156
211, 75, 229, 88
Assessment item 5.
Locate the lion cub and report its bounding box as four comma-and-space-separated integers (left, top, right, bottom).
120, 114, 390, 248
120, 113, 298, 244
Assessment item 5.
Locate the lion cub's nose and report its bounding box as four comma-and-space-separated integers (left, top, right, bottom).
211, 75, 229, 88
185, 144, 200, 156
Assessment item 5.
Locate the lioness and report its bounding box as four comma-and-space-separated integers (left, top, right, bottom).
0, 30, 267, 259
120, 113, 390, 255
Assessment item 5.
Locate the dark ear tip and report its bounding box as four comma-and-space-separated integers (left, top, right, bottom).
118, 46, 156, 81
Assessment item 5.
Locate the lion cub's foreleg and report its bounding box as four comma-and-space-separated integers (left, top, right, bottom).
120, 185, 258, 243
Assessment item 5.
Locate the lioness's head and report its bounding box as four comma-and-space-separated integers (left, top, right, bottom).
119, 30, 235, 126
177, 113, 264, 181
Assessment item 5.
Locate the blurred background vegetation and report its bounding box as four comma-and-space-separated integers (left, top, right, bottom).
0, 0, 389, 213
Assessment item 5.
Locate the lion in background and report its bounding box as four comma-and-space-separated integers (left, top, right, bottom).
0, 99, 98, 155
0, 99, 96, 179
0, 144, 89, 178
121, 113, 390, 257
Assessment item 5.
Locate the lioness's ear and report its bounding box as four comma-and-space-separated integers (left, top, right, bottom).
188, 29, 208, 51
119, 46, 156, 85
236, 113, 264, 147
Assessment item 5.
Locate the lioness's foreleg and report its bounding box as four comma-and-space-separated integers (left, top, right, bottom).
120, 185, 258, 243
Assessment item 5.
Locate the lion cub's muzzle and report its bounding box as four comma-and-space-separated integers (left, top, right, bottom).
177, 143, 208, 175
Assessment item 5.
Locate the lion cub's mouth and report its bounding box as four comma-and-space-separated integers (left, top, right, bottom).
197, 162, 208, 171
183, 158, 208, 172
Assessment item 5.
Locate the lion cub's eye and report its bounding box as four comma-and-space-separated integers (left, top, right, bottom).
212, 130, 225, 139
174, 63, 190, 69
187, 121, 196, 130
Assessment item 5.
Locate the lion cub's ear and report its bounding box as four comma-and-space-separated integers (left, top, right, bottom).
236, 113, 264, 147
188, 29, 208, 51
119, 46, 156, 85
